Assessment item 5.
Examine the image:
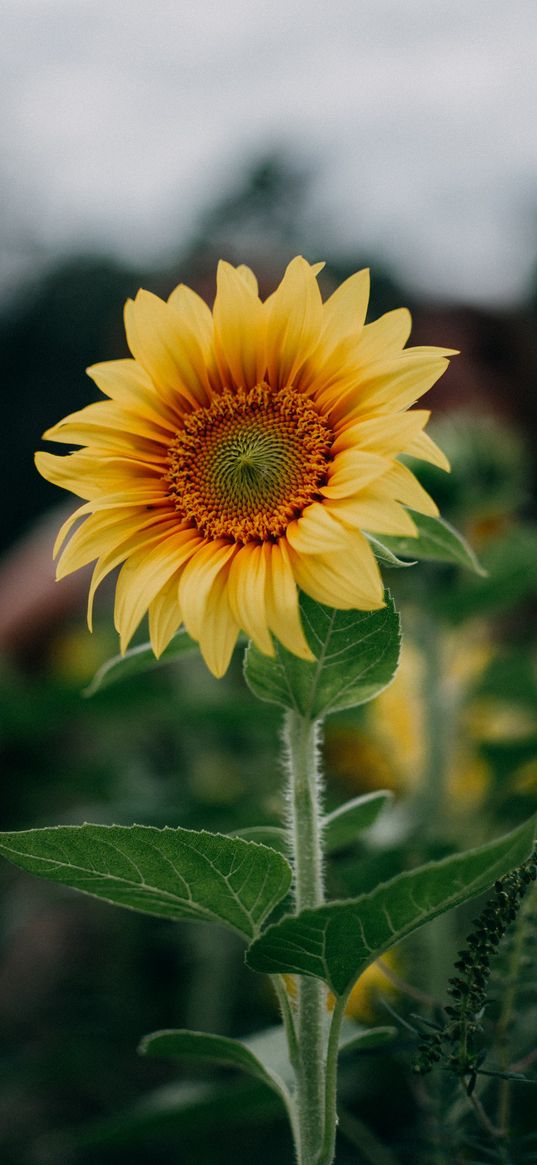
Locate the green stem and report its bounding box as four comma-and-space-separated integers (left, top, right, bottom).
285, 710, 324, 912
272, 973, 300, 1069
284, 709, 329, 1165
319, 994, 346, 1165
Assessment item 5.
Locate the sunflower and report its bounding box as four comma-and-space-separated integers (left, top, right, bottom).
36, 257, 454, 677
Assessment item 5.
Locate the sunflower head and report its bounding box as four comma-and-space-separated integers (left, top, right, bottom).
36, 257, 454, 677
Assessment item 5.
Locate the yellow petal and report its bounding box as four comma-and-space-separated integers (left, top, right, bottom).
195, 570, 241, 678
320, 355, 449, 425
56, 509, 174, 578
213, 261, 264, 390
265, 256, 324, 389
115, 529, 201, 651
321, 269, 370, 348
148, 573, 184, 657
86, 359, 180, 429
328, 494, 418, 537
227, 543, 273, 655
286, 502, 351, 554
178, 540, 237, 643
298, 339, 371, 400
409, 345, 459, 357
88, 357, 152, 398
53, 503, 93, 558
177, 540, 241, 675
125, 290, 210, 408
288, 534, 384, 610
406, 429, 451, 471
331, 410, 430, 457
124, 291, 184, 393
326, 460, 433, 532
35, 451, 104, 500
78, 453, 167, 488
86, 523, 186, 630
295, 271, 371, 395
58, 495, 170, 539
44, 400, 171, 451
320, 451, 390, 500
315, 350, 420, 414
167, 283, 213, 346
53, 497, 169, 561
265, 542, 314, 660
236, 265, 259, 295
166, 283, 218, 399
382, 461, 439, 516
356, 308, 412, 364
356, 357, 449, 416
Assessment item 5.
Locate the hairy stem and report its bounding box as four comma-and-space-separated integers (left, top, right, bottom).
284, 709, 329, 1164
285, 710, 324, 913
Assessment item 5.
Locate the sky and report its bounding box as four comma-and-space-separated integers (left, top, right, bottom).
2, 0, 537, 304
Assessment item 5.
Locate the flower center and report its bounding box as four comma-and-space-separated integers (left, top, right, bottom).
166, 383, 332, 542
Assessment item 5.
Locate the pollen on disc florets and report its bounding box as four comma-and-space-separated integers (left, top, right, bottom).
166, 383, 333, 542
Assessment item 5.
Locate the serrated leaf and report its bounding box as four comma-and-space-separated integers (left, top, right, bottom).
84, 629, 199, 696
246, 816, 535, 996
0, 824, 292, 940
324, 792, 393, 853
139, 1029, 290, 1104
231, 826, 288, 854
244, 591, 401, 718
378, 512, 485, 575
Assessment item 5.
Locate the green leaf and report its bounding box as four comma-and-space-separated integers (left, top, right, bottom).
436, 525, 537, 623
0, 824, 292, 940
84, 629, 199, 696
244, 590, 401, 718
242, 1025, 295, 1090
324, 792, 393, 854
231, 794, 392, 859
139, 1029, 290, 1104
378, 513, 486, 575
231, 826, 288, 854
365, 533, 416, 569
246, 816, 535, 996
339, 1024, 397, 1055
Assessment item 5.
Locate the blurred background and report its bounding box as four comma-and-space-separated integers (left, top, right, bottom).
1, 2, 537, 1163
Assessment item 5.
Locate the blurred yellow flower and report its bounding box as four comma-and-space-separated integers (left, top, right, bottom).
36, 258, 453, 676
342, 950, 400, 1023
327, 632, 493, 809
465, 699, 537, 744
49, 625, 115, 684
371, 640, 426, 791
